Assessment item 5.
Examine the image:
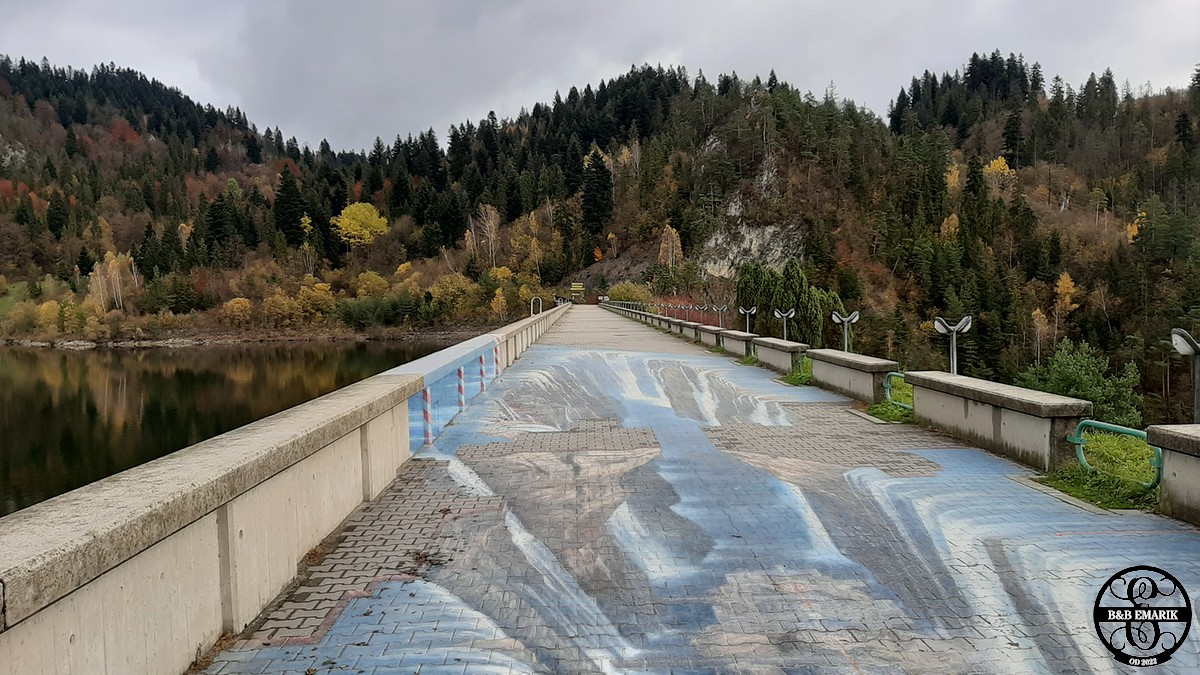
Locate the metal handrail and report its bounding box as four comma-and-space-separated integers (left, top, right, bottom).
1065, 420, 1163, 490
882, 371, 912, 410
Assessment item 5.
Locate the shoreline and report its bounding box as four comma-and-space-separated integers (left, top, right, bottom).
0, 326, 491, 351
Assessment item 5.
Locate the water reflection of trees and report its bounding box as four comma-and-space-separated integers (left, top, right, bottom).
0, 342, 437, 515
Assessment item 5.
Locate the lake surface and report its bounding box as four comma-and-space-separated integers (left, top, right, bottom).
0, 341, 444, 516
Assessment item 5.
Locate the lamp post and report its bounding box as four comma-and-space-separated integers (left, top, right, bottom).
713, 305, 728, 328
1171, 328, 1200, 423
738, 306, 757, 333
696, 304, 708, 324
830, 311, 860, 352
773, 308, 796, 342
934, 316, 972, 375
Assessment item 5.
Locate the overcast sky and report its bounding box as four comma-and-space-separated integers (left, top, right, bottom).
2, 0, 1197, 151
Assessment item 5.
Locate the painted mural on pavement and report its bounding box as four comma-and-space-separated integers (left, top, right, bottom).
206, 334, 1200, 674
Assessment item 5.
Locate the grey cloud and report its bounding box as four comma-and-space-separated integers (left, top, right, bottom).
2, 0, 1196, 152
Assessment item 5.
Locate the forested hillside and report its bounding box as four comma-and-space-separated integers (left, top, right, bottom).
0, 53, 1198, 422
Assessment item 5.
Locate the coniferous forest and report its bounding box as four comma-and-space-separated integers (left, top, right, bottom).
1, 52, 1199, 423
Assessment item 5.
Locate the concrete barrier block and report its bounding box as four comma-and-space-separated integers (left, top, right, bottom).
751, 338, 808, 373
698, 325, 723, 348
907, 371, 1090, 471
223, 430, 362, 630
807, 349, 897, 403
721, 330, 757, 356
1148, 426, 1200, 526
2, 513, 222, 675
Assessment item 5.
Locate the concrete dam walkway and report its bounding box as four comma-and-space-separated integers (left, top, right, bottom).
204, 306, 1200, 674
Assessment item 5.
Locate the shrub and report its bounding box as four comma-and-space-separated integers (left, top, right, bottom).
428, 272, 476, 318
355, 271, 389, 297
36, 300, 61, 336
103, 309, 126, 337
297, 283, 336, 320
4, 301, 38, 334
335, 293, 420, 330
222, 297, 254, 327
1016, 340, 1142, 427
608, 281, 653, 304
261, 293, 302, 328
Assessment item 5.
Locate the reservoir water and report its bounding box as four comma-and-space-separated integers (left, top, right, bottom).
0, 340, 442, 516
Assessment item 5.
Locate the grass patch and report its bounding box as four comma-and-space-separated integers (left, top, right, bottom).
0, 281, 26, 322
886, 377, 913, 406
709, 345, 727, 354
1035, 431, 1159, 510
865, 402, 914, 423
737, 354, 759, 366
781, 358, 814, 386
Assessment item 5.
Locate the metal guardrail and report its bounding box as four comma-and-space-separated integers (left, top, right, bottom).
1065, 419, 1163, 490
883, 371, 912, 410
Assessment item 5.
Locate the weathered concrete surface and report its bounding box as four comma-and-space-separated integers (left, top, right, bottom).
206, 307, 1200, 674
807, 348, 898, 403
905, 371, 1092, 417
908, 371, 1091, 472
1150, 425, 1200, 526
0, 372, 422, 630
697, 325, 723, 348
719, 329, 757, 356
752, 336, 807, 373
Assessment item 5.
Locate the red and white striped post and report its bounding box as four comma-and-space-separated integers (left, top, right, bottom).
422, 387, 433, 445
457, 366, 466, 410
479, 354, 487, 393
494, 345, 501, 377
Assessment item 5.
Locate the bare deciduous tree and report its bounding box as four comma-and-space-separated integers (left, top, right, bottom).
474, 204, 500, 268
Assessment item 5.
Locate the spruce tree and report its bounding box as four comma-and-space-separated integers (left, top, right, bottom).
274, 167, 306, 246
581, 148, 612, 235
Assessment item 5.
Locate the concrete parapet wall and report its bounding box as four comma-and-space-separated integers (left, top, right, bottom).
807, 349, 897, 403
906, 371, 1091, 472
0, 305, 570, 675
720, 330, 757, 356
698, 325, 723, 348
0, 372, 421, 675
678, 321, 701, 340
751, 338, 808, 374
1147, 425, 1200, 526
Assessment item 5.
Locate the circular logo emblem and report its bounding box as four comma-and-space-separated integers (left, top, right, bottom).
1094, 565, 1192, 667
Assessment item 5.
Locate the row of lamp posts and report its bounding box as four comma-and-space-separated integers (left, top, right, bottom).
632, 298, 1200, 423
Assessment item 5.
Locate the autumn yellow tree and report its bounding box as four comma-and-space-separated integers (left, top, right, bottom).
331, 203, 388, 247
1052, 272, 1080, 340
658, 224, 683, 268
490, 288, 508, 322
983, 157, 1017, 195
1031, 308, 1050, 365
939, 213, 960, 240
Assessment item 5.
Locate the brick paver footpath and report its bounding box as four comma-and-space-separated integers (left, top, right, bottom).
203, 306, 1200, 674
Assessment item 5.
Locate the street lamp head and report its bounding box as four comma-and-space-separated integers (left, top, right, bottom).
954, 316, 972, 333
832, 311, 859, 325
934, 317, 950, 335
1172, 328, 1199, 356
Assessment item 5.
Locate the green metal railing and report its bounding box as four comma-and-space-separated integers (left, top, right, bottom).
883, 371, 912, 410
1065, 420, 1163, 490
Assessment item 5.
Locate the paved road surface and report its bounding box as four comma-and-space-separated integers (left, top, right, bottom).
204, 306, 1200, 674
